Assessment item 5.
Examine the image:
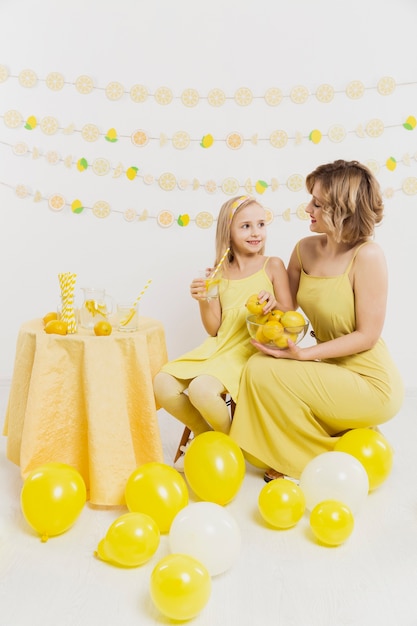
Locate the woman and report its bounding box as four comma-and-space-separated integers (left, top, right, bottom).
230, 160, 404, 482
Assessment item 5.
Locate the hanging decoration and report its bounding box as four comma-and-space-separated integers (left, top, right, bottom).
0, 64, 415, 106
3, 138, 417, 195
2, 109, 416, 149
2, 175, 415, 228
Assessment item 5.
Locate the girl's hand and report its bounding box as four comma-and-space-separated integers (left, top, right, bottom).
257, 290, 278, 315
190, 277, 208, 301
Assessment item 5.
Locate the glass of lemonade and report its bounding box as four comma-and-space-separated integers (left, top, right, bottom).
117, 303, 138, 332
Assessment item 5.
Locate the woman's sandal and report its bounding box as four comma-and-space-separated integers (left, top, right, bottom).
264, 469, 285, 483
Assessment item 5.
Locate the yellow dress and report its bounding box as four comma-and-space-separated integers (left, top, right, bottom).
161, 258, 274, 401
230, 244, 404, 478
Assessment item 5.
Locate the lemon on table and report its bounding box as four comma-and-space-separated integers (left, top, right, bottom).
94, 321, 112, 336
44, 320, 68, 335
43, 311, 58, 325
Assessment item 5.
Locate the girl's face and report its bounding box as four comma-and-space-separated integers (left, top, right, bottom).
305, 182, 328, 234
230, 203, 266, 254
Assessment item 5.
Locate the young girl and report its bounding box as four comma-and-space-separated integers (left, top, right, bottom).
153, 195, 293, 468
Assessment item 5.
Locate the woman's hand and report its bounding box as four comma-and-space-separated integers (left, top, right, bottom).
251, 338, 305, 360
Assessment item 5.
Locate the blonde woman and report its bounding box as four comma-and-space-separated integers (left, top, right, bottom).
230, 160, 404, 482
153, 196, 293, 469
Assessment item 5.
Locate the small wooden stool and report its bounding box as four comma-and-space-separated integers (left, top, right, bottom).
173, 394, 236, 462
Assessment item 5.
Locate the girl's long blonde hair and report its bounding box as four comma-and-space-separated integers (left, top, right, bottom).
214, 196, 265, 273
306, 159, 384, 243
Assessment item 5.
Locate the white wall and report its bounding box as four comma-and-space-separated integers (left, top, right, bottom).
0, 0, 416, 392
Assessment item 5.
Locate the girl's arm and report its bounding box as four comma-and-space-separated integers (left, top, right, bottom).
256, 243, 388, 361
190, 276, 222, 336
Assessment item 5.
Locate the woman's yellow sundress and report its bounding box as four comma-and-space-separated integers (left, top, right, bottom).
230, 243, 404, 478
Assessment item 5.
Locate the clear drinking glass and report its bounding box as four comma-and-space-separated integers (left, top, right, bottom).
117, 303, 138, 332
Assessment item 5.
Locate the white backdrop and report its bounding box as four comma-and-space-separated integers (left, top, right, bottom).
0, 0, 416, 392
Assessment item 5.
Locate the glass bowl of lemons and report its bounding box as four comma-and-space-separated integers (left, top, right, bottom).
246, 310, 309, 349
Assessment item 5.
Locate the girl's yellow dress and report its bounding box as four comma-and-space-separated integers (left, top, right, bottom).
230, 244, 404, 478
161, 258, 274, 402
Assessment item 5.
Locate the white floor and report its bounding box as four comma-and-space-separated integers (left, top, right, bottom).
1, 382, 416, 626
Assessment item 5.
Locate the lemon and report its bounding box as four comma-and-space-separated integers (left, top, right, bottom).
309, 129, 322, 144
255, 326, 268, 343
262, 320, 284, 340
77, 158, 88, 172
126, 166, 138, 181
246, 294, 264, 316
43, 311, 58, 325
94, 321, 112, 336
71, 199, 84, 214
255, 180, 268, 194
25, 115, 37, 130
200, 134, 214, 148
253, 313, 270, 324
45, 320, 68, 335
386, 157, 397, 172
280, 310, 306, 329
177, 214, 190, 227
403, 115, 416, 131
105, 128, 118, 142
268, 309, 283, 322
274, 332, 297, 349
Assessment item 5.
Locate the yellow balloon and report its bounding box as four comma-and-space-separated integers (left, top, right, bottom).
258, 479, 306, 529
20, 463, 86, 541
334, 428, 393, 490
310, 500, 354, 546
96, 512, 160, 567
125, 463, 188, 533
150, 554, 211, 621
184, 432, 245, 505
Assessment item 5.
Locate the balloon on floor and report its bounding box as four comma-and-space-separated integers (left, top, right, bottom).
183, 431, 245, 505
20, 462, 86, 542
334, 428, 394, 490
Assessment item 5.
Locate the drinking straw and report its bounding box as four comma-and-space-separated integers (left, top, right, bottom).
58, 272, 77, 333
119, 279, 152, 326
209, 247, 230, 280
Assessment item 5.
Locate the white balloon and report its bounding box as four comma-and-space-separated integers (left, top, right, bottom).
169, 502, 241, 576
299, 451, 369, 514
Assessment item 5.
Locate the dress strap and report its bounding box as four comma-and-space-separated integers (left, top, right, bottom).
296, 242, 303, 271
344, 242, 370, 274
262, 256, 270, 269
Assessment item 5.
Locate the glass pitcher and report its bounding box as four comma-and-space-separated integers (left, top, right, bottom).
79, 287, 115, 329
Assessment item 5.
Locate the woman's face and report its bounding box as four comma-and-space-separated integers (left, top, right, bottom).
230, 203, 266, 255
305, 182, 328, 234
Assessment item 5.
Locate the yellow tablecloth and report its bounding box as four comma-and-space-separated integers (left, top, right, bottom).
3, 318, 168, 505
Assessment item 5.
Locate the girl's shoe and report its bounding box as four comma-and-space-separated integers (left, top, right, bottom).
173, 440, 192, 472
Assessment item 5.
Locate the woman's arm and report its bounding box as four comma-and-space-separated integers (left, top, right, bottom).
255, 243, 388, 361
287, 245, 302, 308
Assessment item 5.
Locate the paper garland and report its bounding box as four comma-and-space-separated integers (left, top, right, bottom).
3, 175, 416, 228
0, 64, 414, 106
2, 109, 416, 149
4, 138, 417, 195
